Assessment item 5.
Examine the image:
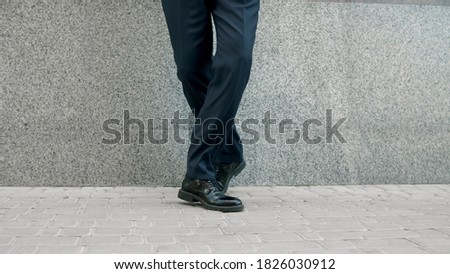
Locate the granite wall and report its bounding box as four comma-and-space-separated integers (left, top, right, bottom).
2, 0, 449, 186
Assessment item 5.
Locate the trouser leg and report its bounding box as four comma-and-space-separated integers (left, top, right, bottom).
162, 0, 259, 181
187, 0, 259, 180
161, 0, 213, 115
214, 119, 244, 165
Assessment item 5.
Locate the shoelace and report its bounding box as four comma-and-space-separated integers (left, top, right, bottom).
205, 180, 218, 191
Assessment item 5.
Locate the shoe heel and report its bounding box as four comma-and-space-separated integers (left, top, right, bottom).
178, 190, 196, 203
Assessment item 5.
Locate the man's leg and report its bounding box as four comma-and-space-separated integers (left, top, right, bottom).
187, 0, 260, 181
214, 119, 247, 193
162, 0, 246, 212
161, 0, 212, 116
215, 119, 244, 165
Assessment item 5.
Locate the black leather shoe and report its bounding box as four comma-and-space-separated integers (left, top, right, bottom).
215, 161, 246, 193
178, 176, 244, 212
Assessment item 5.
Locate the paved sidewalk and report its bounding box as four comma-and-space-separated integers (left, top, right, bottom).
0, 185, 449, 254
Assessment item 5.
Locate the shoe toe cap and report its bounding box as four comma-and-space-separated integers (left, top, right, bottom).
218, 195, 242, 206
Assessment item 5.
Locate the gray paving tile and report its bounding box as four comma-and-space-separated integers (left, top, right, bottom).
360, 229, 421, 239
110, 214, 145, 221
0, 228, 41, 236
181, 219, 200, 227
92, 228, 132, 236
61, 228, 91, 237
96, 220, 134, 228
408, 229, 450, 238
12, 236, 79, 246
421, 245, 450, 253
361, 221, 405, 230
192, 227, 223, 235
0, 221, 30, 228
135, 227, 192, 236
222, 218, 244, 226
80, 236, 122, 245
7, 246, 39, 254
316, 240, 358, 249
152, 219, 181, 227
78, 220, 96, 227
258, 233, 303, 242
435, 228, 450, 236
0, 236, 14, 246
250, 241, 323, 253
54, 213, 108, 221
209, 243, 257, 253
27, 220, 50, 228
221, 225, 281, 234
36, 246, 85, 254
40, 227, 62, 236
296, 232, 324, 241
373, 246, 429, 254
153, 244, 189, 254
408, 237, 450, 247
176, 235, 241, 244
123, 235, 145, 245
0, 246, 12, 253
238, 233, 262, 243
145, 235, 176, 245
318, 231, 366, 240
291, 248, 363, 254
84, 245, 154, 254
347, 238, 421, 249
307, 221, 367, 232
187, 243, 212, 253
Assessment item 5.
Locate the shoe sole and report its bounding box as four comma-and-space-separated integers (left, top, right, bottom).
222, 161, 246, 193
178, 190, 244, 212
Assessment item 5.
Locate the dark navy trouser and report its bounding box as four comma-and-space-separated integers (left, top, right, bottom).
162, 0, 260, 181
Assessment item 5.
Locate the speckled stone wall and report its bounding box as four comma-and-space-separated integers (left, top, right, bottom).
2, 1, 449, 186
